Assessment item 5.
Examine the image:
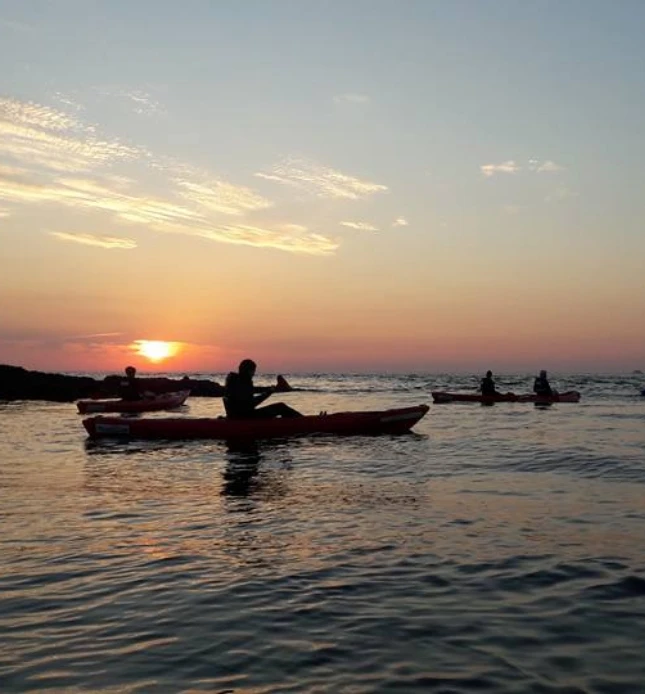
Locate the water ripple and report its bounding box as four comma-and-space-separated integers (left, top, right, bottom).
1, 376, 645, 691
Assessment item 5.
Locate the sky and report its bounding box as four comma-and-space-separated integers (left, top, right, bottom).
1, 0, 644, 374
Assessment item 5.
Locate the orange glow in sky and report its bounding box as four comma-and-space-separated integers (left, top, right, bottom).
133, 340, 180, 363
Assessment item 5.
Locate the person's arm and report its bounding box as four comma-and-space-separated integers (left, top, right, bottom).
252, 388, 274, 407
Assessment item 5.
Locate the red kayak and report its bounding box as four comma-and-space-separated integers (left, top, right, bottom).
431, 391, 581, 404
82, 404, 429, 440
77, 390, 190, 414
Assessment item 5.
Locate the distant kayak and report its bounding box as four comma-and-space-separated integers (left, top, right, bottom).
431, 391, 581, 404
82, 404, 429, 440
77, 390, 190, 414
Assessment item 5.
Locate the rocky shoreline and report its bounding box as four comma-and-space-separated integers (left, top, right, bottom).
0, 364, 226, 402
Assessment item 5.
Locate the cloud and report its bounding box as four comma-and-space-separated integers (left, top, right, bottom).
0, 97, 342, 255
392, 217, 408, 227
0, 206, 10, 218
1, 174, 334, 255
0, 176, 200, 226
93, 86, 165, 117
535, 160, 564, 173
50, 92, 85, 114
281, 223, 308, 233
174, 177, 272, 216
0, 97, 143, 173
255, 157, 388, 200
0, 163, 30, 178
480, 160, 521, 177
49, 231, 137, 249
340, 221, 378, 231
1, 97, 85, 133
481, 159, 564, 177
193, 223, 338, 255
333, 93, 370, 105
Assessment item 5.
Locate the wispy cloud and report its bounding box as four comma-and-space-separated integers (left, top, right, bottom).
0, 205, 10, 218
0, 97, 340, 255
392, 217, 408, 227
49, 91, 87, 119
256, 157, 388, 200
0, 97, 142, 173
281, 223, 308, 234
49, 231, 137, 249
93, 86, 165, 117
532, 159, 564, 173
0, 176, 200, 226
333, 93, 370, 105
0, 163, 30, 179
174, 177, 272, 216
1, 175, 334, 255
340, 221, 379, 231
481, 159, 564, 177
480, 160, 521, 177
1, 98, 85, 133
193, 224, 338, 255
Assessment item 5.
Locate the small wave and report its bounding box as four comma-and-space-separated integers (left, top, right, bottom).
582, 575, 645, 601
494, 449, 645, 483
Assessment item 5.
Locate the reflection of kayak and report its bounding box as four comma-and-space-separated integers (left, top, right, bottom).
82, 404, 429, 439
431, 391, 581, 404
77, 390, 190, 414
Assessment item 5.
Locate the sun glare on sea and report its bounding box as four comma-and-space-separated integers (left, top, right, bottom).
133, 340, 180, 363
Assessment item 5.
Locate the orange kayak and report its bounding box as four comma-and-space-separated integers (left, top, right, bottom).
77, 390, 190, 414
82, 404, 429, 439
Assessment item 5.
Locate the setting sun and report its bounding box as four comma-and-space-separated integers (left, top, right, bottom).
133, 340, 180, 363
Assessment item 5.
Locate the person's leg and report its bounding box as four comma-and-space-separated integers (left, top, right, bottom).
254, 402, 303, 418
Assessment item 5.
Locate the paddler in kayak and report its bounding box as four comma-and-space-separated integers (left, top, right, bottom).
480, 370, 499, 397
224, 359, 302, 419
533, 370, 554, 396
119, 366, 143, 401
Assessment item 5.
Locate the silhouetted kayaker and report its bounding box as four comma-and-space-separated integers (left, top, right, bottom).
224, 359, 302, 419
119, 366, 142, 401
533, 370, 553, 396
480, 370, 499, 396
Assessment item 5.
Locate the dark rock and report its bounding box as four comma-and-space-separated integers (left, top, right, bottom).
0, 364, 225, 402
100, 375, 224, 397
0, 364, 100, 402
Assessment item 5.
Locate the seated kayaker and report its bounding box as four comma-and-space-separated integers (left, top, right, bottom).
480, 370, 499, 396
533, 370, 554, 396
119, 366, 143, 401
223, 359, 302, 419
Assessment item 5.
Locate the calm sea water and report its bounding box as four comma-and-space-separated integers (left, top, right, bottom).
1, 373, 645, 693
